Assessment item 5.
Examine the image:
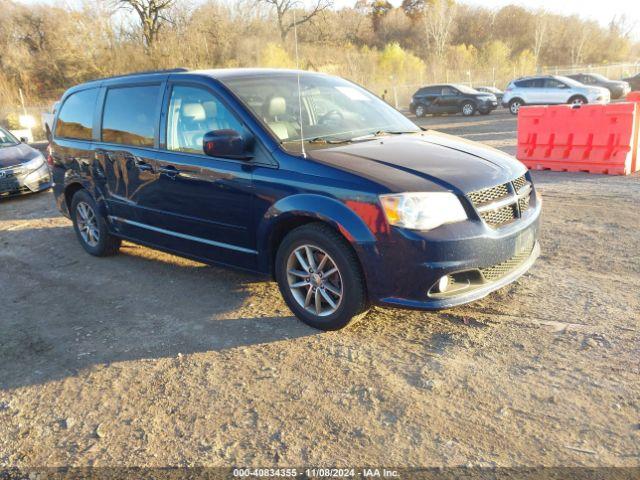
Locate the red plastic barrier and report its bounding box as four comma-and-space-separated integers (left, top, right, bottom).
627, 91, 640, 103
517, 103, 639, 175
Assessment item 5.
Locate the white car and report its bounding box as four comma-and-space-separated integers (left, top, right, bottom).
502, 75, 610, 115
41, 101, 60, 140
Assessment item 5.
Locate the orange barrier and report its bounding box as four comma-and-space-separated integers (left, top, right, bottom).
517, 103, 639, 175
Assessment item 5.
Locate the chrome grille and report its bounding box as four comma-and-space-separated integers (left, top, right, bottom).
468, 174, 532, 228
482, 204, 518, 227
512, 175, 527, 192
480, 245, 534, 282
467, 183, 509, 206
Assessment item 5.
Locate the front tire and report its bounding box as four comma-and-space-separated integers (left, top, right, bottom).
509, 98, 523, 115
71, 190, 121, 257
461, 101, 476, 116
414, 104, 426, 118
275, 223, 368, 330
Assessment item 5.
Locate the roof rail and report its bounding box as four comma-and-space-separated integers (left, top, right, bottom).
96, 68, 190, 82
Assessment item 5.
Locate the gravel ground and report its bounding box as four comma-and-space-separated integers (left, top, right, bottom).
1, 108, 639, 470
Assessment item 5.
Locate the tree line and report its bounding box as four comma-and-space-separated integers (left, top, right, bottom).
0, 0, 638, 113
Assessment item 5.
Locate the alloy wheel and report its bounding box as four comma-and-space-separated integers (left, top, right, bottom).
286, 244, 343, 317
571, 97, 586, 105
462, 103, 474, 115
415, 105, 425, 117
76, 201, 100, 247
510, 101, 521, 114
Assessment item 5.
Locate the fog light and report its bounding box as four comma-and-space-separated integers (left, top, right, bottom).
437, 275, 449, 293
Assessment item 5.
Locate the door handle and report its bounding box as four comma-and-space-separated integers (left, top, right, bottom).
134, 158, 153, 172
158, 165, 180, 178
95, 149, 112, 162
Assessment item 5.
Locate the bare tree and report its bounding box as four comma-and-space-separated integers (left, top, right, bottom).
532, 12, 549, 68
256, 0, 332, 42
423, 0, 455, 60
112, 0, 175, 49
567, 17, 590, 65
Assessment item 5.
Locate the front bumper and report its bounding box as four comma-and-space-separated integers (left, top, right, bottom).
381, 241, 540, 310
0, 163, 52, 198
360, 188, 541, 310
479, 101, 498, 112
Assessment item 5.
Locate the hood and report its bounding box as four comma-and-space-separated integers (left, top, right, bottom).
0, 142, 42, 169
308, 131, 527, 194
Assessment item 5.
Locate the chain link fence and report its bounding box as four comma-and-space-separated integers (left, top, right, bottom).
384, 62, 640, 110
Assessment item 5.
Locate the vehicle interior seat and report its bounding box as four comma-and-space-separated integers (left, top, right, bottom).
178, 102, 207, 151
262, 96, 299, 140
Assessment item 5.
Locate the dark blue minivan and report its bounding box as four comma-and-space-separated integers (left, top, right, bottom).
51, 68, 541, 330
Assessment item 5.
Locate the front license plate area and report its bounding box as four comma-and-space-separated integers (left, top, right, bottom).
514, 227, 535, 256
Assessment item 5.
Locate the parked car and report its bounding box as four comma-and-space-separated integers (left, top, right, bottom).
502, 75, 610, 115
50, 68, 541, 330
410, 84, 498, 117
41, 101, 60, 141
0, 126, 52, 198
622, 72, 640, 91
475, 86, 504, 104
566, 73, 630, 99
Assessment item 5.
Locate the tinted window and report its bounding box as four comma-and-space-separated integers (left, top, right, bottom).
102, 85, 160, 147
417, 87, 438, 95
166, 85, 243, 154
545, 78, 566, 88
441, 86, 458, 95
55, 88, 98, 140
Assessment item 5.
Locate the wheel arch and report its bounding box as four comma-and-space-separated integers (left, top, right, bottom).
64, 182, 85, 212
257, 194, 379, 278
568, 94, 588, 104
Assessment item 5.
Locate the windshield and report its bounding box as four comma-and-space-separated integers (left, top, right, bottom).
453, 84, 479, 94
556, 76, 583, 88
0, 128, 19, 148
589, 73, 608, 82
221, 73, 419, 147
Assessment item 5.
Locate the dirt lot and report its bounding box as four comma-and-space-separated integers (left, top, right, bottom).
1, 108, 639, 470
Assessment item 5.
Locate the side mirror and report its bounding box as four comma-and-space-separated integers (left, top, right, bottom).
19, 137, 28, 143
203, 129, 253, 159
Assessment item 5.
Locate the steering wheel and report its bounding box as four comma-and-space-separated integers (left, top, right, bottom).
318, 109, 344, 126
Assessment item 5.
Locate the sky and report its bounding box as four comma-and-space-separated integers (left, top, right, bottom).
16, 0, 640, 38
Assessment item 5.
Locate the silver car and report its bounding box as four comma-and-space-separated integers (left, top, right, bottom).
502, 75, 611, 115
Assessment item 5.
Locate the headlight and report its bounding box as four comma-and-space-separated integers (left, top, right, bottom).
22, 154, 45, 171
379, 192, 467, 231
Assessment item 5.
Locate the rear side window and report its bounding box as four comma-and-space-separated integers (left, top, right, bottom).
55, 88, 98, 140
545, 78, 566, 88
101, 85, 160, 147
417, 87, 438, 95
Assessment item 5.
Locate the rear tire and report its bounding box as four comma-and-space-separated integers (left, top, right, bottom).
275, 223, 368, 330
461, 101, 476, 116
568, 95, 587, 106
70, 190, 121, 257
509, 98, 523, 115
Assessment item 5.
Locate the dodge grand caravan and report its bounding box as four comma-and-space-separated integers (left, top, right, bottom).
51, 68, 541, 330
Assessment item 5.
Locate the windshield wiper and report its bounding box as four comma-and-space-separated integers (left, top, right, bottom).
348, 130, 417, 142
307, 136, 352, 144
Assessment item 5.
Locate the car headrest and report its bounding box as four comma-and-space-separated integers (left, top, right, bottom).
202, 101, 217, 119
264, 97, 286, 118
181, 103, 206, 121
